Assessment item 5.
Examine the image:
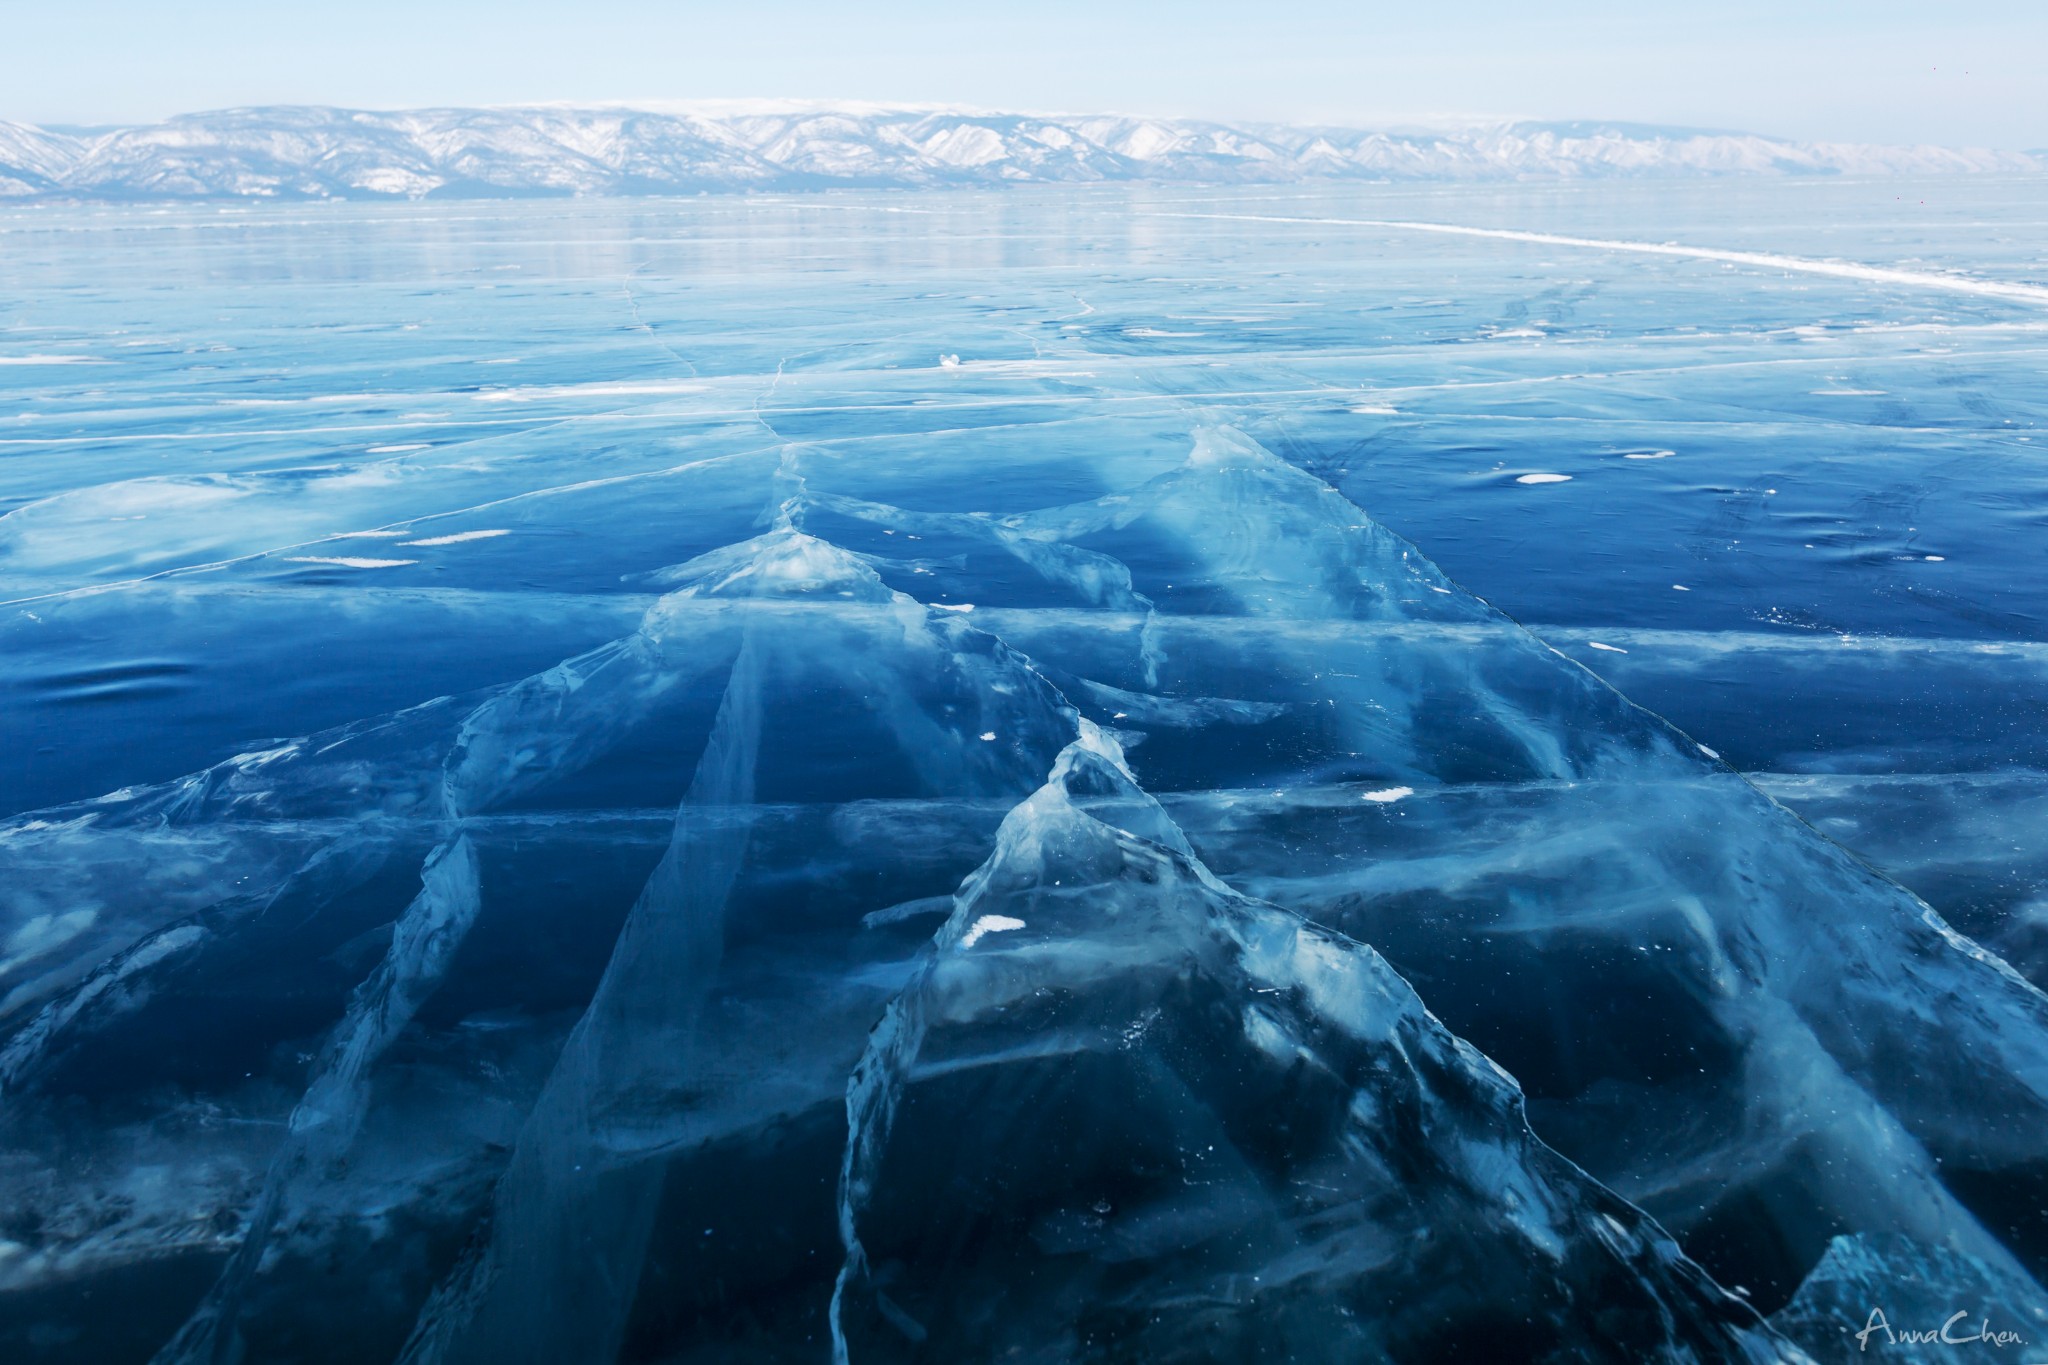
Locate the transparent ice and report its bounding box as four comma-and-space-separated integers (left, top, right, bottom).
2, 182, 2046, 1363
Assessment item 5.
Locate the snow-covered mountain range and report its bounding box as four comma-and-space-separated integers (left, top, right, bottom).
1, 104, 2040, 200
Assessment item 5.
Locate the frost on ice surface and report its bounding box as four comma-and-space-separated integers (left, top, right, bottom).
4, 192, 2048, 1363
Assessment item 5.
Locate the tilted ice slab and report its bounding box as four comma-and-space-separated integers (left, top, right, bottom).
152, 835, 485, 1364
395, 514, 1083, 1365
0, 520, 775, 1346
1151, 771, 2048, 1352
800, 424, 2048, 1344
832, 723, 1800, 1362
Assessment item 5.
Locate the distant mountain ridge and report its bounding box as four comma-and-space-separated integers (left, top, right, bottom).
0, 104, 2038, 200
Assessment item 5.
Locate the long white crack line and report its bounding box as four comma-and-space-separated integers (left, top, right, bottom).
1145, 212, 2048, 307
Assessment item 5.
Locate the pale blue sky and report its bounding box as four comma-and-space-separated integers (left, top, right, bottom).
4, 0, 2042, 147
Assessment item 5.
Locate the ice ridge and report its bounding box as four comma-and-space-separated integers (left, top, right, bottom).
830, 723, 1804, 1362
4, 422, 2048, 1361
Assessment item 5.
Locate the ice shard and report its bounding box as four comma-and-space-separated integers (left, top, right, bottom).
832, 724, 1802, 1362
399, 513, 1086, 1364
152, 837, 483, 1365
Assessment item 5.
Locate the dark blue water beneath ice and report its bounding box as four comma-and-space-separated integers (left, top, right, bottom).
2, 182, 2046, 1364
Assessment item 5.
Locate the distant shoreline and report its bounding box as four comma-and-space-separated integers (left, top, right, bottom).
2, 105, 2041, 203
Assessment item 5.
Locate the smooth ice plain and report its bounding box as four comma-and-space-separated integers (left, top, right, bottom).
2, 180, 2047, 1363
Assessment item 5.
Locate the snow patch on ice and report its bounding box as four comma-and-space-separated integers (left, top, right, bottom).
399, 529, 511, 547
959, 914, 1026, 949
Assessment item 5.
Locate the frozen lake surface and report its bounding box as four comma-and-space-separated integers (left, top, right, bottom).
2, 181, 2046, 1362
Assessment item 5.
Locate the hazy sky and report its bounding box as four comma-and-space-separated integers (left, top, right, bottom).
5, 0, 2043, 147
